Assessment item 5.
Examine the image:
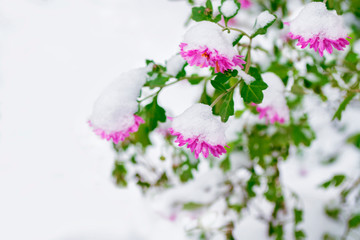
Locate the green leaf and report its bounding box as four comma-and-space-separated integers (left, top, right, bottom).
347, 133, 360, 149
251, 11, 277, 38
144, 96, 166, 131
220, 91, 234, 122
294, 208, 303, 225
183, 202, 204, 210
232, 34, 243, 46
290, 124, 315, 147
200, 88, 212, 105
295, 230, 306, 240
213, 14, 222, 23
187, 75, 204, 85
325, 206, 341, 220
240, 67, 268, 104
211, 80, 227, 92
348, 213, 360, 228
191, 6, 213, 22
219, 0, 241, 20
320, 174, 346, 189
133, 124, 151, 148
332, 92, 356, 121
145, 74, 169, 89
322, 233, 337, 240
205, 0, 213, 10
112, 161, 127, 187
220, 156, 231, 172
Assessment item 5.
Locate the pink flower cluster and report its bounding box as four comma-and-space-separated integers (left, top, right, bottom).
169, 128, 227, 159
288, 33, 350, 57
254, 105, 286, 124
180, 43, 245, 73
90, 115, 144, 144
239, 0, 252, 9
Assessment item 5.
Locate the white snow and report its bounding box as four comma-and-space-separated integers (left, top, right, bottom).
220, 0, 238, 18
253, 10, 276, 31
238, 69, 255, 84
258, 72, 289, 122
290, 2, 348, 40
90, 67, 147, 133
182, 21, 238, 58
172, 103, 227, 145
166, 54, 186, 76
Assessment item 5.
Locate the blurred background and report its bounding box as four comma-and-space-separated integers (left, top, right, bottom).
1, 0, 360, 240
0, 0, 190, 239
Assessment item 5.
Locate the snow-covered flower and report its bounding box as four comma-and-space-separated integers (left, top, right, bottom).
253, 73, 289, 124
169, 103, 228, 159
180, 21, 245, 73
239, 0, 252, 9
89, 68, 147, 144
288, 2, 350, 57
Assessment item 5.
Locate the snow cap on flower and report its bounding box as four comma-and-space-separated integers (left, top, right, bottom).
89, 68, 148, 144
289, 2, 350, 57
254, 72, 289, 124
169, 103, 228, 159
180, 21, 245, 73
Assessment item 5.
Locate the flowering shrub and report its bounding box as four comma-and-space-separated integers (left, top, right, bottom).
89, 0, 360, 239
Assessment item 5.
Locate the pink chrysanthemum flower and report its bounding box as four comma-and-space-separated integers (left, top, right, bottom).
89, 115, 144, 144
239, 0, 252, 9
253, 73, 289, 124
89, 68, 148, 144
288, 2, 350, 57
169, 104, 228, 159
180, 21, 245, 73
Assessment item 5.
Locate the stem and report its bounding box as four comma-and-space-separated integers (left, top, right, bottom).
138, 89, 162, 102
210, 81, 239, 108
216, 23, 250, 38
245, 38, 252, 73
209, 37, 253, 108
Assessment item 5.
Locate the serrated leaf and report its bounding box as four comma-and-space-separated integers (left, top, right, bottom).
133, 124, 151, 148
333, 93, 356, 120
240, 68, 267, 104
219, 91, 234, 122
145, 75, 169, 89
144, 96, 166, 131
211, 80, 227, 91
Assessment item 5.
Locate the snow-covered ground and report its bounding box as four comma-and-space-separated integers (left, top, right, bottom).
0, 0, 189, 239
0, 1, 359, 240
